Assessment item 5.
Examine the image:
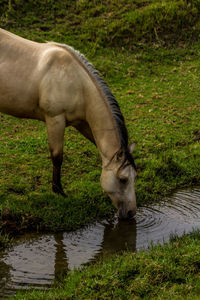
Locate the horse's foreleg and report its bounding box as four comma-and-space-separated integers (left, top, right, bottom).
45, 114, 66, 196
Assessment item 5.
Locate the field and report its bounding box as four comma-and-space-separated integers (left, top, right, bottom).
0, 0, 200, 298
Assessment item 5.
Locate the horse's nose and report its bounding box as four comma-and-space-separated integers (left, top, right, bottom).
127, 210, 134, 219
118, 209, 135, 220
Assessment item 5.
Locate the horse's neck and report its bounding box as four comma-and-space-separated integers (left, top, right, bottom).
57, 43, 122, 163
85, 86, 121, 164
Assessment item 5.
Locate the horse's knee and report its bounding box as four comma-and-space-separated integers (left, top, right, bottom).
51, 148, 63, 167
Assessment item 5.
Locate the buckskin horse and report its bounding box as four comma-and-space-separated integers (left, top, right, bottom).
0, 28, 136, 219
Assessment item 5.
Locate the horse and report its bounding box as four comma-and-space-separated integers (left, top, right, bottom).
0, 28, 137, 219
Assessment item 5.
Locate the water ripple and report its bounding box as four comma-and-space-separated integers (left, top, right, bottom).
0, 188, 200, 298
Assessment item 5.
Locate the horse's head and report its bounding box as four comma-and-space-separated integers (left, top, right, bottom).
100, 144, 136, 220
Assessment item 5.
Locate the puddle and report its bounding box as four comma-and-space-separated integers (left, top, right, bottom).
1, 188, 200, 298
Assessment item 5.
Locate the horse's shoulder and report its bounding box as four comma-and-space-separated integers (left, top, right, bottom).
38, 44, 74, 71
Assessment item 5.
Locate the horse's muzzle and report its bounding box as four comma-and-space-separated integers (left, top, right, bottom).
118, 209, 135, 220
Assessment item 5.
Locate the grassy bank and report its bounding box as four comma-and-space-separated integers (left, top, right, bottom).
0, 232, 12, 250
1, 42, 200, 234
1, 0, 200, 234
1, 1, 200, 298
12, 230, 200, 299
1, 0, 200, 50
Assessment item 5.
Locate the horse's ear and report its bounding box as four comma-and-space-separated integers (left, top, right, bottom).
116, 149, 124, 161
128, 143, 136, 154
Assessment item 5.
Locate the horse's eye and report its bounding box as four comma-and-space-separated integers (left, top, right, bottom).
119, 178, 128, 184
117, 150, 124, 160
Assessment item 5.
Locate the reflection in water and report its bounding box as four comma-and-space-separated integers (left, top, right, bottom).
54, 233, 68, 280
0, 235, 56, 298
62, 222, 105, 270
0, 260, 10, 298
136, 190, 200, 249
0, 188, 200, 298
101, 219, 136, 256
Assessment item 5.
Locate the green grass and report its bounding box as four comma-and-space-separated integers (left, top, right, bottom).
1, 1, 200, 299
1, 0, 200, 50
0, 232, 12, 249
1, 43, 200, 233
1, 0, 200, 233
0, 114, 114, 233
12, 230, 200, 299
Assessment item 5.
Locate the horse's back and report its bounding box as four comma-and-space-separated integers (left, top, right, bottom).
0, 29, 44, 118
0, 29, 77, 120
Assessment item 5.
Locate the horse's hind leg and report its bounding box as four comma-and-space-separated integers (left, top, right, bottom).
45, 114, 66, 196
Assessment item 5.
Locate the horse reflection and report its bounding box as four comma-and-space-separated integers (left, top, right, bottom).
61, 219, 137, 267
0, 219, 137, 298
54, 232, 68, 280
99, 219, 136, 257
0, 255, 12, 297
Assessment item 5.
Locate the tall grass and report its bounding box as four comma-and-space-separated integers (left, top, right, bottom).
1, 0, 200, 50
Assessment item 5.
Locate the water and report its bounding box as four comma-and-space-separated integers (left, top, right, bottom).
1, 188, 200, 298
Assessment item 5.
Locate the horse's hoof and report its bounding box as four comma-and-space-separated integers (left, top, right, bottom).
52, 185, 66, 197
58, 190, 67, 197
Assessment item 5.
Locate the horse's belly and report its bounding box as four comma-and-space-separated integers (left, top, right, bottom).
0, 92, 43, 120
0, 75, 44, 120
0, 104, 43, 120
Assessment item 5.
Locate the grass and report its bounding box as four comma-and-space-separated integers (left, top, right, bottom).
12, 230, 200, 299
0, 114, 114, 233
0, 232, 12, 250
1, 0, 200, 50
1, 1, 200, 299
1, 42, 200, 233
0, 1, 200, 233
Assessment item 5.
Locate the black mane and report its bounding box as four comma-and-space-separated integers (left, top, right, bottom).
54, 43, 135, 168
